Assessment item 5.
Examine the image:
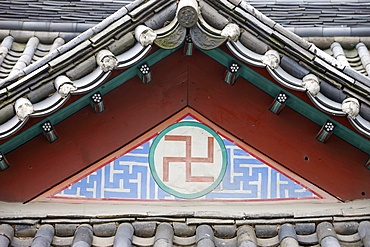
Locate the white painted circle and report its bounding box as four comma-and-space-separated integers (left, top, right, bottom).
149, 122, 227, 198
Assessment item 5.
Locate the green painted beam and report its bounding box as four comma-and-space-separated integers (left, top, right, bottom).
1, 46, 369, 156
202, 48, 370, 155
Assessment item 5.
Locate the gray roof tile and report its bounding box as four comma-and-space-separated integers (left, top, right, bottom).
173, 222, 196, 237
31, 224, 54, 247
54, 224, 80, 236
196, 224, 214, 246
113, 223, 134, 247
255, 225, 277, 238
295, 223, 316, 235
72, 224, 93, 247
279, 224, 298, 242
320, 80, 347, 103
154, 223, 174, 246
334, 222, 359, 235
93, 223, 116, 237
0, 0, 369, 142
132, 222, 156, 238
14, 224, 37, 238
1, 217, 370, 247
213, 225, 236, 238
0, 0, 369, 30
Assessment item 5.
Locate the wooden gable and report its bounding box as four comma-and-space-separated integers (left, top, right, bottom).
0, 47, 368, 202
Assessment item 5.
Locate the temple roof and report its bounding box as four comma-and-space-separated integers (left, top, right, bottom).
0, 0, 369, 202
0, 0, 369, 143
0, 1, 369, 236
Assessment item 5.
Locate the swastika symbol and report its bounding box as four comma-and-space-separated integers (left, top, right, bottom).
149, 121, 227, 199
163, 135, 214, 182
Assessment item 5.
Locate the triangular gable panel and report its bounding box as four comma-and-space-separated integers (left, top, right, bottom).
0, 0, 369, 203
50, 110, 324, 201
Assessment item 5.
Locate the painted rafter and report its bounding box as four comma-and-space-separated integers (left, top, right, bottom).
0, 47, 369, 161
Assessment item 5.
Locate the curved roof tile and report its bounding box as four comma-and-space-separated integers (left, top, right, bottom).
0, 0, 369, 141
0, 218, 370, 247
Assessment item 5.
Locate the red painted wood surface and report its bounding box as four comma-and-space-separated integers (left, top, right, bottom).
0, 52, 188, 202
0, 48, 369, 202
187, 52, 369, 201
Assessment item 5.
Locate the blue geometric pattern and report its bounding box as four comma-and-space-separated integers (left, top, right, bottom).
54, 117, 319, 200
206, 139, 315, 199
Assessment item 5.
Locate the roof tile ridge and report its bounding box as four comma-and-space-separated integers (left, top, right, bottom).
0, 36, 14, 69
0, 21, 93, 33
238, 0, 310, 49
9, 37, 39, 77
288, 26, 370, 37
237, 0, 369, 93
0, 0, 144, 89
0, 36, 40, 88
357, 43, 370, 76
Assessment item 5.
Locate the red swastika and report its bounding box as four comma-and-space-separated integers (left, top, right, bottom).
163, 135, 215, 182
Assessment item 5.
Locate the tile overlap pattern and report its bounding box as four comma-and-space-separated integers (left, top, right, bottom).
0, 0, 369, 143
0, 219, 370, 247
0, 0, 369, 28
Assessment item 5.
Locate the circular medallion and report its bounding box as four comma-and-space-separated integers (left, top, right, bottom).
177, 6, 198, 28
149, 121, 227, 199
